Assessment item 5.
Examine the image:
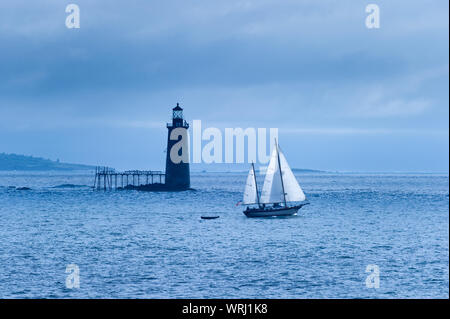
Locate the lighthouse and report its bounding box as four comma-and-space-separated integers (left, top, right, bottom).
165, 103, 191, 190
93, 103, 191, 192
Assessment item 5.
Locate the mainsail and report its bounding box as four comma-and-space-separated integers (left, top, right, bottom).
260, 145, 306, 204
278, 147, 306, 202
260, 148, 285, 204
243, 165, 258, 204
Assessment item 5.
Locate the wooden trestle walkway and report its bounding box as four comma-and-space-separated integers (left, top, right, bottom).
94, 167, 165, 190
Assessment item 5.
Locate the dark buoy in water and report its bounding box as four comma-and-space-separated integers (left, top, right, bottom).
201, 216, 220, 220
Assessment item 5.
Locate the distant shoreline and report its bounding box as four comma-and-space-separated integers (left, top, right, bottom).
0, 153, 95, 171
0, 170, 448, 176
1, 153, 448, 175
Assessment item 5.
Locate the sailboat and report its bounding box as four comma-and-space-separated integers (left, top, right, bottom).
242, 142, 309, 217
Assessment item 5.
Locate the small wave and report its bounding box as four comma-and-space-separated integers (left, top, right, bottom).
51, 184, 90, 189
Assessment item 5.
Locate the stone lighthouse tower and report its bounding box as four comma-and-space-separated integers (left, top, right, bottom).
165, 103, 190, 190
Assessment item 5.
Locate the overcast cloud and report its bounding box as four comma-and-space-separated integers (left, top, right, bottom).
0, 0, 448, 171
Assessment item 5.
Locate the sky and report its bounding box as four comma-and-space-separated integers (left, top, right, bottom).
0, 0, 448, 172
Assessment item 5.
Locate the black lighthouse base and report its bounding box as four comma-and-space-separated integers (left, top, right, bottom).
121, 183, 193, 192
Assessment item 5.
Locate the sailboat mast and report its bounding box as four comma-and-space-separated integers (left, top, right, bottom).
252, 162, 261, 207
276, 142, 287, 206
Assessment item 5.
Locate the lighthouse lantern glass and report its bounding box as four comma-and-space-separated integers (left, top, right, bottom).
173, 110, 183, 119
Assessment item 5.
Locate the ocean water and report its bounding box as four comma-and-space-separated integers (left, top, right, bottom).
0, 171, 448, 299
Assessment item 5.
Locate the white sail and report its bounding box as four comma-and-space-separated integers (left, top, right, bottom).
243, 166, 258, 204
260, 145, 306, 204
260, 148, 285, 204
278, 147, 306, 202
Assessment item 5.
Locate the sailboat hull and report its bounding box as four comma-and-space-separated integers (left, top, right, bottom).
243, 203, 308, 218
